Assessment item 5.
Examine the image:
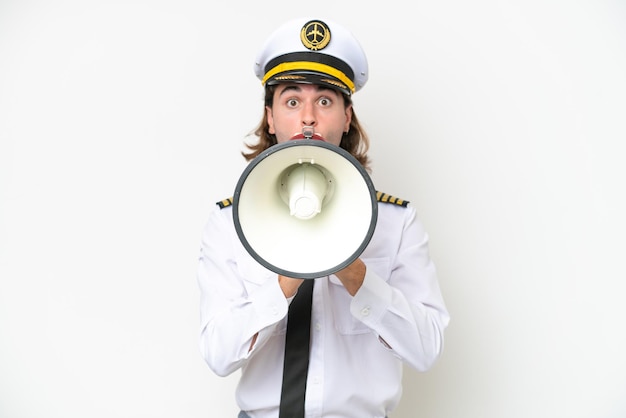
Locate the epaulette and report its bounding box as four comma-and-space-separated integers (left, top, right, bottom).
216, 197, 233, 209
376, 191, 409, 207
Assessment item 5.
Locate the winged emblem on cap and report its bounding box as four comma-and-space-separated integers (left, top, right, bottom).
300, 20, 331, 51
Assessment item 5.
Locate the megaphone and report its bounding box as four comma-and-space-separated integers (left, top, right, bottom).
233, 134, 378, 279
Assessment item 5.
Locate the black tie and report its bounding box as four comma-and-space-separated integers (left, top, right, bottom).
279, 279, 314, 418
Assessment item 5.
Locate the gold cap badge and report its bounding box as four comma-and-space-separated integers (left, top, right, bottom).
300, 20, 331, 51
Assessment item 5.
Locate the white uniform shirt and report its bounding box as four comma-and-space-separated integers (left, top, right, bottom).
197, 197, 450, 418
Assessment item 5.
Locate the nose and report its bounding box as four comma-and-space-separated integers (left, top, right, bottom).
301, 101, 316, 127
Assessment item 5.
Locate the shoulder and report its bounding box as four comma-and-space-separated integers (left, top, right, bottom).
376, 191, 409, 208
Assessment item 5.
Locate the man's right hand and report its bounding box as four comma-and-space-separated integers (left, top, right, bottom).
278, 275, 305, 298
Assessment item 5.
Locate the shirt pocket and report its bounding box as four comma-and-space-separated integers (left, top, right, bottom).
329, 257, 391, 335
235, 255, 275, 294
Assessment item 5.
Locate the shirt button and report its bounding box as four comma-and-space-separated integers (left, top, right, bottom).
360, 307, 370, 316
315, 323, 321, 331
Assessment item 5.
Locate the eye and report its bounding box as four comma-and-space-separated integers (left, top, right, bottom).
286, 98, 299, 108
318, 97, 332, 107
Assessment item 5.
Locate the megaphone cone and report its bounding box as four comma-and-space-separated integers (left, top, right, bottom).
233, 139, 378, 279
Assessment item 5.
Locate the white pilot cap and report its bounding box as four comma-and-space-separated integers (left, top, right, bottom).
254, 18, 368, 95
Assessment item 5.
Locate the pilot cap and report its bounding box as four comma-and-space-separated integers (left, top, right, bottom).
254, 18, 368, 95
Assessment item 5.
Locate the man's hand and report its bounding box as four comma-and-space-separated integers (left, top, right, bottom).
334, 258, 366, 296
278, 257, 366, 298
278, 275, 304, 298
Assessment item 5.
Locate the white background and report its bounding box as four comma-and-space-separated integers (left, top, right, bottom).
1, 1, 625, 417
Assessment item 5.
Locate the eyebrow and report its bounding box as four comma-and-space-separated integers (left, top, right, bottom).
277, 84, 336, 97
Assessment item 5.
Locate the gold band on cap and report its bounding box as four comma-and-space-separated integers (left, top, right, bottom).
262, 61, 355, 93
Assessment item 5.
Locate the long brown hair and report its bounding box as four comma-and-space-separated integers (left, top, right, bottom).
242, 85, 371, 171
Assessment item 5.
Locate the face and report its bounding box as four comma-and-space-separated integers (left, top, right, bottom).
266, 83, 352, 146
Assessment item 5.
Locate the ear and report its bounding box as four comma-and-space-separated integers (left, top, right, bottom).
344, 104, 353, 133
266, 106, 275, 134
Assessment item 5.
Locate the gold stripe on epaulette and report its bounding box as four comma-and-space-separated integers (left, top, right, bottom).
216, 197, 233, 209
376, 191, 409, 207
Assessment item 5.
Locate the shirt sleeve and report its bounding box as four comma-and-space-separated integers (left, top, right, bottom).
197, 207, 288, 377
349, 205, 450, 372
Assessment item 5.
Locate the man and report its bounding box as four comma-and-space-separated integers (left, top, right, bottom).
197, 17, 449, 418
